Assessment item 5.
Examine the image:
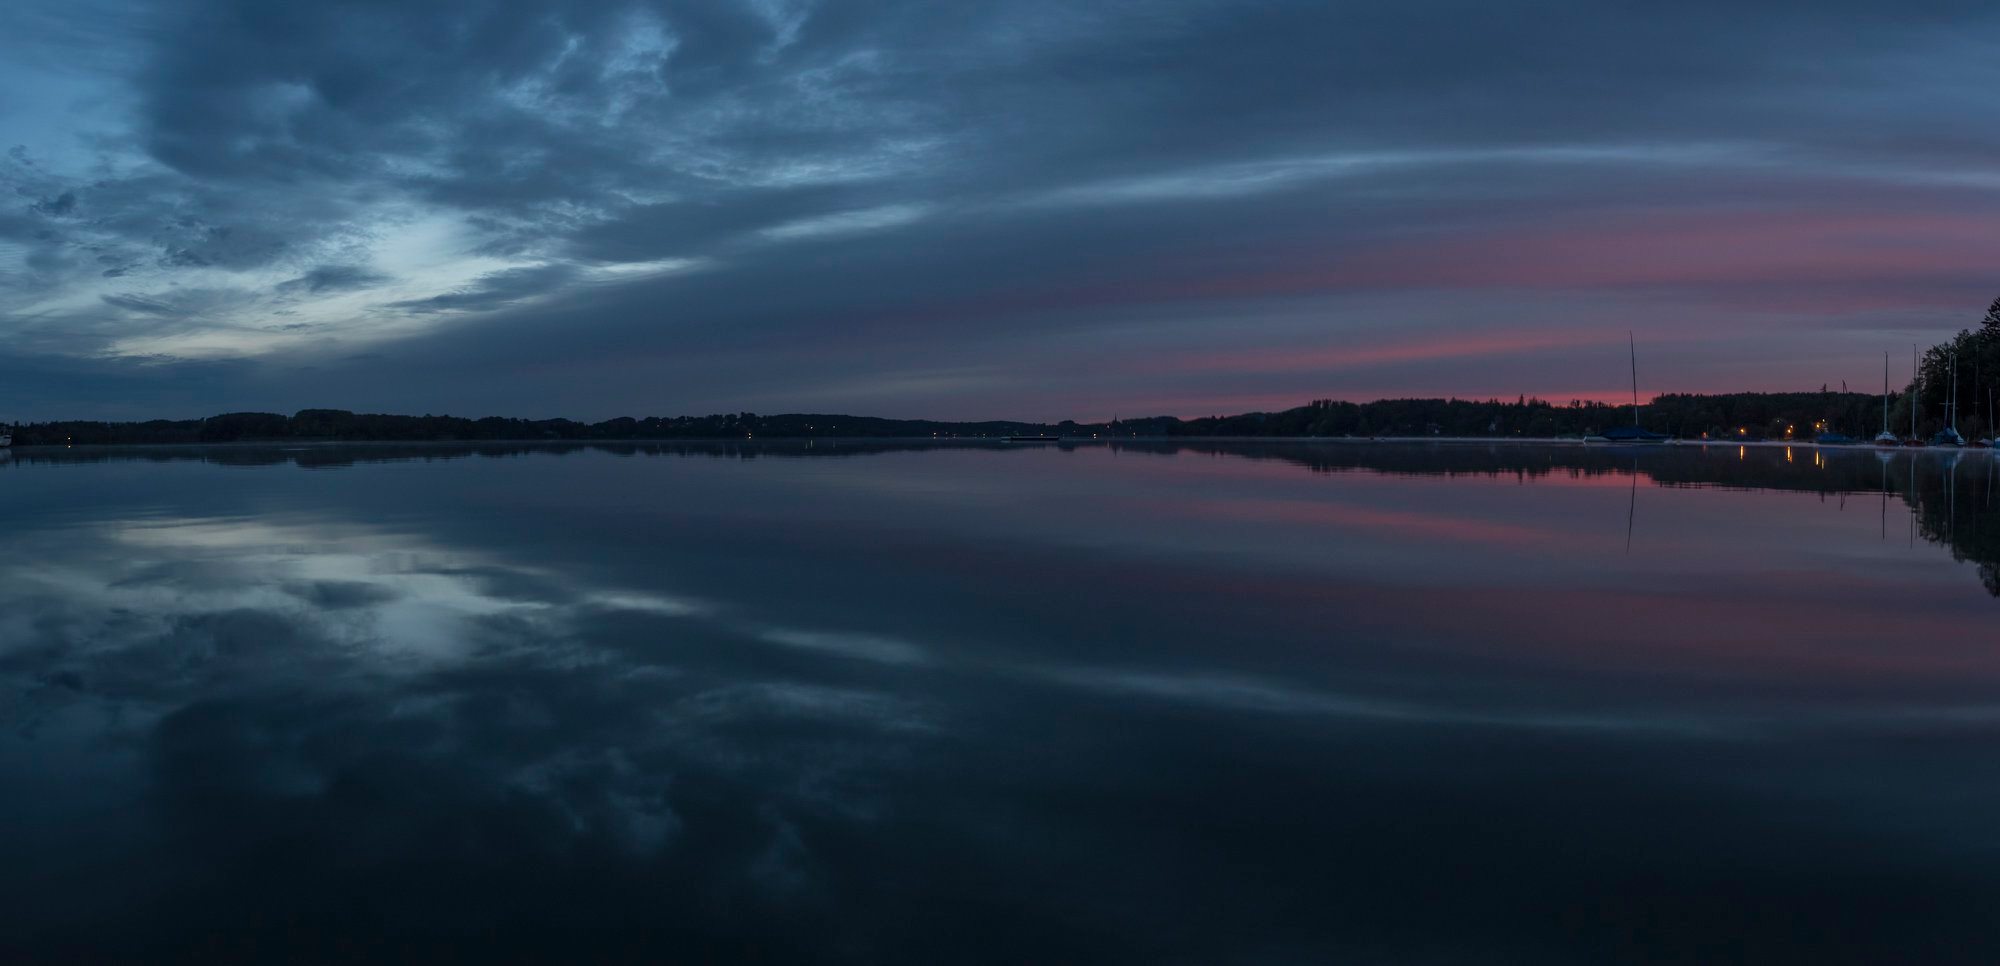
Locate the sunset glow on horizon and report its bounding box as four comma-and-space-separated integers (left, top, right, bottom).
2, 2, 1997, 420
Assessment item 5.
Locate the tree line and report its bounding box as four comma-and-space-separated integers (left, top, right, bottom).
2, 391, 1919, 446
7, 410, 1071, 446
1127, 392, 1894, 440
1902, 296, 2000, 440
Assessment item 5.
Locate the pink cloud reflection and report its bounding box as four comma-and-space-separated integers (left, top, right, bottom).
1172, 496, 1558, 547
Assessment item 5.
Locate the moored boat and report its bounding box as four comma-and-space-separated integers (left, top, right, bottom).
1874, 351, 1901, 446
1899, 344, 1928, 446
1936, 347, 1967, 447
1590, 333, 1673, 444
1591, 424, 1671, 444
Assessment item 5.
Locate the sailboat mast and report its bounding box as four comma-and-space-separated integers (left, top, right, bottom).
1912, 344, 1919, 439
1883, 351, 1890, 434
1629, 332, 1639, 428
1951, 350, 1959, 433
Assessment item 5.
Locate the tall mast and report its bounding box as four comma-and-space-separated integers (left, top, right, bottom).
1912, 344, 1919, 439
1629, 331, 1639, 427
1883, 351, 1890, 434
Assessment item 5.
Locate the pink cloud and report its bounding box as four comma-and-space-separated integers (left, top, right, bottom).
1181, 207, 2000, 304
1148, 329, 1622, 376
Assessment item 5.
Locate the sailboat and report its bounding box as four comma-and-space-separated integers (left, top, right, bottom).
1874, 351, 1900, 446
1589, 333, 1671, 443
1932, 348, 1966, 447
1904, 345, 1927, 446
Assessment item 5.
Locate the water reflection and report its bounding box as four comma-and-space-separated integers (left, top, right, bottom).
4, 513, 943, 961
4, 442, 2000, 961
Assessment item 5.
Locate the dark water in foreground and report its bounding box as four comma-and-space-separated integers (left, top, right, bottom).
4, 440, 2000, 963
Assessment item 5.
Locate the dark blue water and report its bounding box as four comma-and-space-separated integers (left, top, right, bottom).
3, 441, 1998, 963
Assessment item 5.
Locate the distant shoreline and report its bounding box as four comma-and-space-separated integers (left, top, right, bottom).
5, 435, 1952, 451
4, 391, 1936, 447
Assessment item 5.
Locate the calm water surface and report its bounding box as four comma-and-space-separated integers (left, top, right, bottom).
4, 440, 1999, 963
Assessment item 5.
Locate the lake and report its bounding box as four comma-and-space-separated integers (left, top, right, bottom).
3, 440, 1998, 963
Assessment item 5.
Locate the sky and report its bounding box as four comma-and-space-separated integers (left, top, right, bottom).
2, 0, 1998, 422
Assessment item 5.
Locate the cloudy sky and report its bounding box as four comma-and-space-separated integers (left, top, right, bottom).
3, 0, 1998, 421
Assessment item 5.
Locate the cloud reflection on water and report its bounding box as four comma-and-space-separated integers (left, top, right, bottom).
2, 511, 943, 956
6, 443, 2000, 961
